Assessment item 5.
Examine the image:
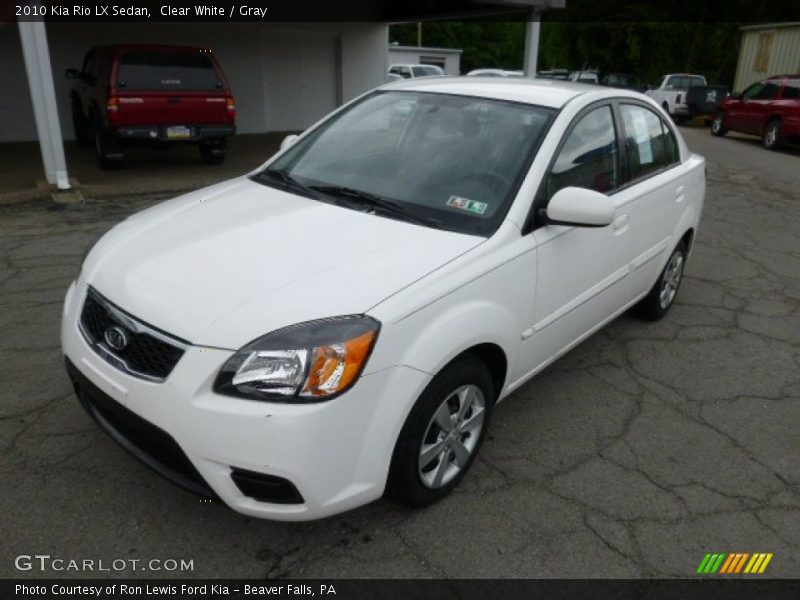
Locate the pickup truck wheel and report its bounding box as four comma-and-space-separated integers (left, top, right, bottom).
71, 101, 93, 148
710, 112, 727, 136
199, 139, 227, 165
762, 119, 782, 150
387, 355, 493, 508
635, 241, 687, 321
93, 118, 124, 169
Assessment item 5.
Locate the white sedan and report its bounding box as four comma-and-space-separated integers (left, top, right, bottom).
62, 77, 705, 520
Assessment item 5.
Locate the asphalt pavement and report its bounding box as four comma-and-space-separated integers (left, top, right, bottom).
0, 126, 798, 579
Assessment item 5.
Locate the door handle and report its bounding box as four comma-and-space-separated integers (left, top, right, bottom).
675, 185, 685, 202
613, 214, 629, 230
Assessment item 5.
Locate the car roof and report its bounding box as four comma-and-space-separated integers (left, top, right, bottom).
93, 44, 212, 53
381, 76, 629, 109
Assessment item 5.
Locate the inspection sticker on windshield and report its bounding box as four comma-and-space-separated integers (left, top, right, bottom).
447, 196, 488, 215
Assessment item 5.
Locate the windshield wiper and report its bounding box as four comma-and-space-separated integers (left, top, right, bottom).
252, 169, 319, 199
309, 185, 443, 229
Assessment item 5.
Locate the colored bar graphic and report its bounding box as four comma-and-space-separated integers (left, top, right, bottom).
719, 553, 736, 573
701, 552, 774, 575
696, 554, 712, 573
758, 553, 773, 573
710, 553, 725, 573
734, 553, 749, 573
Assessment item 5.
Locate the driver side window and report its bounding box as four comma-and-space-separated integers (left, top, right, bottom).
742, 82, 765, 100
546, 105, 619, 201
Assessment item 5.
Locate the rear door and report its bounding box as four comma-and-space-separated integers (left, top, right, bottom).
112, 49, 231, 130
613, 101, 690, 295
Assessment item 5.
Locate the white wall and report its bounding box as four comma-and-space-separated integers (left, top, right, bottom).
0, 22, 387, 142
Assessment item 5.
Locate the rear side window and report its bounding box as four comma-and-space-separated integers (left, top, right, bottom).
116, 51, 223, 91
620, 104, 679, 180
666, 75, 705, 90
783, 80, 800, 99
547, 105, 619, 199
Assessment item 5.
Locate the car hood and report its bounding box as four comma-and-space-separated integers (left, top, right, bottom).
84, 178, 483, 349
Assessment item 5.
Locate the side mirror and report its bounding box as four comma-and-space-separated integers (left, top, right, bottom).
65, 68, 80, 79
280, 134, 299, 151
544, 187, 614, 227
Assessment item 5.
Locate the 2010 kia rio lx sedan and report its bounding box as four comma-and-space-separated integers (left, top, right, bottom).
62, 78, 705, 520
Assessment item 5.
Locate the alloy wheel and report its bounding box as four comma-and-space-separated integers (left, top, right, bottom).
659, 250, 684, 310
418, 384, 485, 489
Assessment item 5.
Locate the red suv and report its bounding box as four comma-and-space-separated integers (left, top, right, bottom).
67, 45, 235, 168
711, 75, 800, 150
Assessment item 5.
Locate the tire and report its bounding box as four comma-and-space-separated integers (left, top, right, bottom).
93, 115, 124, 169
762, 118, 782, 150
662, 102, 671, 118
200, 139, 227, 165
710, 111, 727, 136
71, 99, 93, 148
635, 241, 687, 321
387, 355, 494, 508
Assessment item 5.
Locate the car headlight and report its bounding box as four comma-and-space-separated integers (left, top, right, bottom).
214, 316, 380, 402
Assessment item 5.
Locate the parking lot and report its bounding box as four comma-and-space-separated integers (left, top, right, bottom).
1, 127, 798, 579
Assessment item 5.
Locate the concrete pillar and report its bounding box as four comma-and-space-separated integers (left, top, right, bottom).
18, 18, 71, 190
523, 11, 541, 78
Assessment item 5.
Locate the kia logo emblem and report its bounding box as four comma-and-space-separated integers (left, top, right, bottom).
104, 326, 129, 351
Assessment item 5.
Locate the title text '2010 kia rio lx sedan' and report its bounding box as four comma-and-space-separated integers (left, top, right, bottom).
62, 78, 705, 521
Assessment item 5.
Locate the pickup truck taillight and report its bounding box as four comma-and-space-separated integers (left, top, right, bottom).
106, 96, 120, 126
226, 96, 235, 121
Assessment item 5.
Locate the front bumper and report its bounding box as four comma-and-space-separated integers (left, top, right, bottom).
61, 280, 431, 521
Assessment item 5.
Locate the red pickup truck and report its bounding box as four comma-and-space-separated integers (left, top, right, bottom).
67, 45, 235, 168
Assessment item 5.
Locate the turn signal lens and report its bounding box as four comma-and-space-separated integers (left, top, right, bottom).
214, 316, 380, 403
301, 330, 377, 398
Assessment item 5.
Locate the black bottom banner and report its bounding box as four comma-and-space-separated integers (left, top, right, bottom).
3, 579, 800, 600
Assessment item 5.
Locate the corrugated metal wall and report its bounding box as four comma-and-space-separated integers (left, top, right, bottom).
734, 24, 800, 91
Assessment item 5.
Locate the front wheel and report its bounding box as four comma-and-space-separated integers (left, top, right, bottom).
710, 111, 727, 136
762, 119, 782, 150
387, 355, 493, 508
635, 241, 687, 321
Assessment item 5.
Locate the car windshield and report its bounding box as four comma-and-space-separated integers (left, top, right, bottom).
257, 91, 555, 236
412, 65, 444, 77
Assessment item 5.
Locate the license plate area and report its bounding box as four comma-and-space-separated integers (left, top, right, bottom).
166, 125, 192, 139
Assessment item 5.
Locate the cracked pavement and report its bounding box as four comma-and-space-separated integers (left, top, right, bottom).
1, 128, 798, 579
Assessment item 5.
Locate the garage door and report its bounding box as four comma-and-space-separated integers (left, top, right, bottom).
262, 30, 338, 132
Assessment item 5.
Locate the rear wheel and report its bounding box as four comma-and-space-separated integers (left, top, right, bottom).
199, 139, 227, 165
71, 100, 93, 148
762, 119, 782, 150
635, 241, 687, 321
93, 115, 124, 169
710, 111, 727, 136
387, 355, 493, 508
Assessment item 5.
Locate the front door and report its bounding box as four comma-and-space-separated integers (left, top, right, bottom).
521, 103, 633, 376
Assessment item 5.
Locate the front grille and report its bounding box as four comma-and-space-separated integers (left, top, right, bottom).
66, 358, 214, 498
79, 287, 187, 382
